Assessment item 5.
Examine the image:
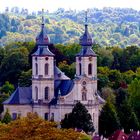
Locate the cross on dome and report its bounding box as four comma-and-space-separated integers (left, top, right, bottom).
79, 11, 93, 46
36, 9, 50, 45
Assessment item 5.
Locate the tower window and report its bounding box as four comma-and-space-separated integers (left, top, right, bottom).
35, 86, 38, 101
79, 63, 81, 75
82, 92, 87, 101
45, 87, 49, 100
45, 63, 49, 75
35, 63, 38, 75
88, 63, 92, 75
44, 113, 49, 120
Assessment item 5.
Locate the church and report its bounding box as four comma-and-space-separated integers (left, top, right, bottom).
3, 12, 104, 132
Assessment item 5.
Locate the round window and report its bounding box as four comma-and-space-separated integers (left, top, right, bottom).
82, 81, 86, 86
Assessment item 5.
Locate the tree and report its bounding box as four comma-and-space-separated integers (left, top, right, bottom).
99, 99, 120, 137
0, 112, 86, 140
0, 47, 29, 84
61, 102, 94, 133
2, 108, 12, 124
128, 78, 140, 121
0, 81, 14, 95
101, 87, 115, 103
108, 69, 122, 89
18, 69, 32, 87
115, 88, 128, 108
118, 100, 139, 133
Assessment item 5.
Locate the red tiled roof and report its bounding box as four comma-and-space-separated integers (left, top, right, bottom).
109, 130, 128, 140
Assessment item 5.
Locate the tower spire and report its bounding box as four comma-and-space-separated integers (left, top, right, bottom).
42, 9, 45, 25
85, 11, 88, 25
79, 10, 93, 46
85, 11, 88, 34
36, 9, 50, 45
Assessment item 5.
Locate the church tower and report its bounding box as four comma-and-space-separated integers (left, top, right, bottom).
74, 12, 98, 131
75, 12, 97, 102
76, 12, 97, 79
32, 9, 55, 103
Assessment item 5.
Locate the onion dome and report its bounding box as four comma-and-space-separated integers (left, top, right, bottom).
79, 12, 93, 46
36, 9, 50, 45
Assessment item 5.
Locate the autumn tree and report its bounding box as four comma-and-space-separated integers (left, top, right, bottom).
0, 112, 86, 140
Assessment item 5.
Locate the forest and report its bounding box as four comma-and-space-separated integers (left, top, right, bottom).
0, 6, 140, 138
0, 7, 140, 47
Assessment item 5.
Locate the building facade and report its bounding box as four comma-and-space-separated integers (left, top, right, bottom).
3, 12, 104, 132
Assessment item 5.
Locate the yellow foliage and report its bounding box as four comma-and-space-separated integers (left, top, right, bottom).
0, 113, 84, 140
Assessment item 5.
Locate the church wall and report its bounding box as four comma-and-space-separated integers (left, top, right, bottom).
4, 105, 32, 117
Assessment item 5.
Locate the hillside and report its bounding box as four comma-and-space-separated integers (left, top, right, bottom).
0, 7, 140, 47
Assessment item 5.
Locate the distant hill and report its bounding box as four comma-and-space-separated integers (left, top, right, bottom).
0, 7, 140, 47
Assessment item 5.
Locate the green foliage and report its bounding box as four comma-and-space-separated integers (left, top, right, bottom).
118, 100, 140, 133
19, 69, 32, 87
0, 94, 9, 114
2, 108, 12, 124
128, 78, 140, 121
99, 99, 120, 137
58, 61, 75, 79
0, 47, 29, 84
115, 88, 127, 108
0, 8, 140, 47
0, 81, 14, 95
61, 102, 94, 133
101, 87, 115, 103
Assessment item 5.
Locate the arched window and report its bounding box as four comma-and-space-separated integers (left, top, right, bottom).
35, 86, 38, 101
88, 63, 92, 75
51, 113, 54, 121
45, 87, 49, 100
35, 63, 38, 75
79, 63, 81, 75
45, 63, 49, 75
82, 92, 87, 101
44, 113, 49, 120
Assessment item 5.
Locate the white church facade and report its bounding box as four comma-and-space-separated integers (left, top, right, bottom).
3, 12, 104, 132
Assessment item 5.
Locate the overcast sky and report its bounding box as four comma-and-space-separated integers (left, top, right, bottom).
0, 0, 140, 12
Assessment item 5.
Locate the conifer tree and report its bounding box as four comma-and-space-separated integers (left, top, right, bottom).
99, 99, 120, 137
61, 102, 94, 133
2, 108, 12, 124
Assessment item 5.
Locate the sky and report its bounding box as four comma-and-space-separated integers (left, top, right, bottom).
0, 0, 140, 12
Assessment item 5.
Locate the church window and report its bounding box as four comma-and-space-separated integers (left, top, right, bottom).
35, 63, 38, 75
12, 113, 17, 120
79, 63, 81, 75
88, 63, 92, 75
45, 87, 49, 100
82, 92, 87, 101
45, 63, 49, 75
44, 113, 49, 120
82, 81, 86, 86
51, 113, 54, 121
35, 87, 38, 101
